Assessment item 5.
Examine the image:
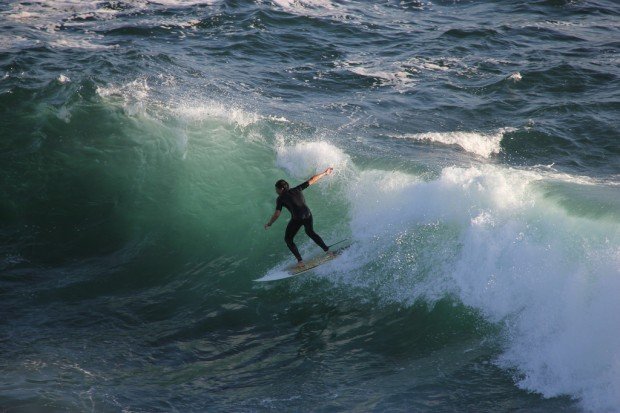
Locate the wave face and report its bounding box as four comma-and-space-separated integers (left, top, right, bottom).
1, 0, 619, 411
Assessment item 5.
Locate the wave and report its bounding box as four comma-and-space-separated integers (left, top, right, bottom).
347, 65, 414, 90
336, 55, 479, 92
441, 27, 500, 39
275, 140, 351, 180
6, 68, 618, 412
49, 36, 117, 51
269, 0, 346, 20
398, 128, 516, 158
273, 141, 620, 411
96, 78, 264, 127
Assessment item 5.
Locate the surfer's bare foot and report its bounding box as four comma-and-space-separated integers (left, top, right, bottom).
296, 261, 305, 268
326, 250, 335, 257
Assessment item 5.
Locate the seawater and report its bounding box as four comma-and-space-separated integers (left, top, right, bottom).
0, 1, 619, 411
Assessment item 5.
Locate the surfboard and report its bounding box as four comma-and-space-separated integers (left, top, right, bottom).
254, 242, 348, 282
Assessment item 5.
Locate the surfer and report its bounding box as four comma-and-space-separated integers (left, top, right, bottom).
264, 167, 334, 268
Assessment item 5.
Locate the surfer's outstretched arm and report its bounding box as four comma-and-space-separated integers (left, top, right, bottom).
307, 167, 333, 186
264, 210, 281, 230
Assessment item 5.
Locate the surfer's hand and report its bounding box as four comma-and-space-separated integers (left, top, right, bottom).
324, 167, 333, 175
264, 223, 270, 230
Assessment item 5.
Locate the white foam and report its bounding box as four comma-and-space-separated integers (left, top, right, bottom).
150, 0, 220, 5
174, 101, 261, 128
96, 78, 264, 130
1, 1, 132, 51
337, 59, 415, 92
401, 128, 516, 158
3, 1, 125, 26
275, 140, 351, 181
307, 159, 620, 411
56, 106, 71, 123
97, 79, 149, 100
272, 0, 335, 13
264, 131, 620, 412
96, 78, 152, 118
508, 72, 522, 81
406, 56, 461, 72
403, 56, 475, 78
175, 19, 201, 29
267, 115, 289, 123
349, 66, 414, 88
57, 74, 71, 84
269, 0, 351, 21
49, 36, 116, 50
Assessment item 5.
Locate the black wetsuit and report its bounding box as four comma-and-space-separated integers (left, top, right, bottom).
276, 181, 329, 261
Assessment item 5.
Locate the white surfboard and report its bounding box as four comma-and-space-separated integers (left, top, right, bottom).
254, 243, 348, 282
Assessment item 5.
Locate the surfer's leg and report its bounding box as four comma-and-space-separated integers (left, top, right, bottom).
285, 219, 303, 262
303, 217, 329, 252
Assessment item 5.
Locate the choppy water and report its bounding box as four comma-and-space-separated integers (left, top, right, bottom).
1, 1, 619, 411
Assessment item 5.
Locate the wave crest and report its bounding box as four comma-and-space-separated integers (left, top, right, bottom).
400, 128, 516, 158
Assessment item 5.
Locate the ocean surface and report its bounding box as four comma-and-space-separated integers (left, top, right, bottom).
1, 0, 619, 411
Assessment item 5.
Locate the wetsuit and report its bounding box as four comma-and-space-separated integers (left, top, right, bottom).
276, 181, 329, 261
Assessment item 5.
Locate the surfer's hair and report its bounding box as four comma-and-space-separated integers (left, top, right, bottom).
275, 179, 289, 191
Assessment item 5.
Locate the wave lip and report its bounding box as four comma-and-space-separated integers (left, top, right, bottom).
400, 128, 516, 158
275, 140, 351, 179
96, 77, 263, 127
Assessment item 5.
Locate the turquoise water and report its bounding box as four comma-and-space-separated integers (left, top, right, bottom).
1, 1, 619, 411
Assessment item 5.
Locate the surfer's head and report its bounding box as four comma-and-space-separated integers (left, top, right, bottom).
275, 179, 289, 194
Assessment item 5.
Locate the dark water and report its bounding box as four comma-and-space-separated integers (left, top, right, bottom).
1, 1, 619, 411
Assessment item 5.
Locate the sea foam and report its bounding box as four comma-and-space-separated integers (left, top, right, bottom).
275, 140, 351, 181
276, 141, 620, 411
401, 128, 516, 158
96, 78, 262, 128
354, 165, 619, 411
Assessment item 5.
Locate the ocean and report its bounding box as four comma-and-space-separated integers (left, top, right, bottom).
1, 0, 619, 411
